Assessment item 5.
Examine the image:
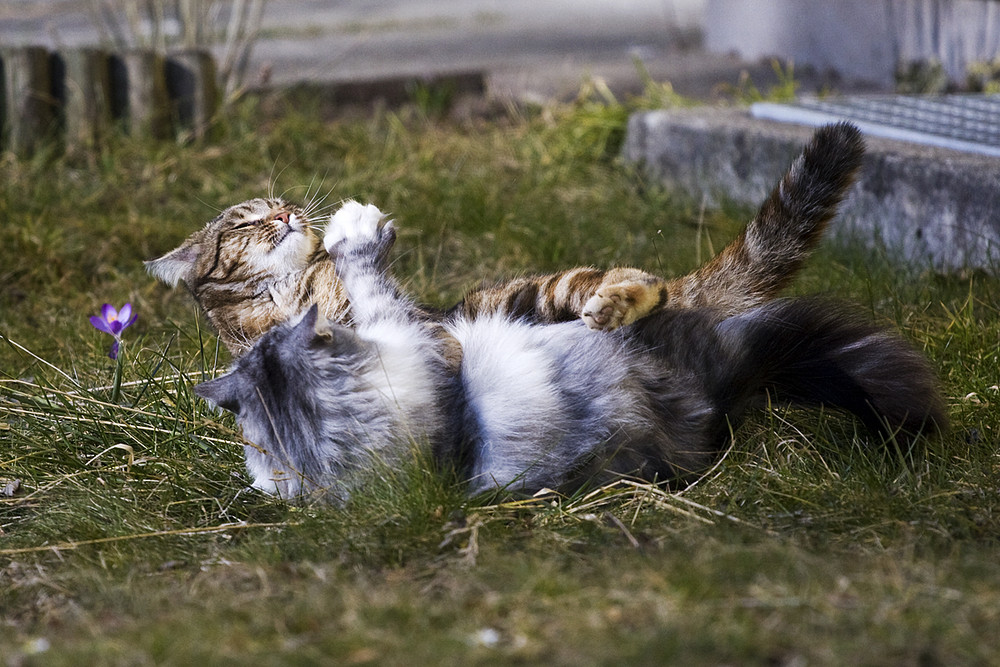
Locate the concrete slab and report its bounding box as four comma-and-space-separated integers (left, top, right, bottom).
624, 107, 1000, 273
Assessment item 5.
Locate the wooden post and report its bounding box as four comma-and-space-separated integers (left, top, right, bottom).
55, 48, 113, 152
166, 50, 219, 141
1, 46, 57, 155
110, 49, 170, 139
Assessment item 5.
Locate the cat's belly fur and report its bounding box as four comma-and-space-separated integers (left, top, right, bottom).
446, 317, 652, 492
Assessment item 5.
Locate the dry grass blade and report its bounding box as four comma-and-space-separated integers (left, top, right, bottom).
1, 335, 82, 387
0, 521, 294, 556
476, 480, 753, 529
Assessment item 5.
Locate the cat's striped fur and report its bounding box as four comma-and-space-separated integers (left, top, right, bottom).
147, 123, 865, 355
194, 200, 944, 500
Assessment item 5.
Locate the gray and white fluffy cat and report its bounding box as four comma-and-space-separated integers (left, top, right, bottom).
194, 202, 946, 500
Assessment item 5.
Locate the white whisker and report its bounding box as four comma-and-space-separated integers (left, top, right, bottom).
268, 162, 292, 200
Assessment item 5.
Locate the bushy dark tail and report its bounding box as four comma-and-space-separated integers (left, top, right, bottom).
718, 299, 947, 445
668, 122, 866, 313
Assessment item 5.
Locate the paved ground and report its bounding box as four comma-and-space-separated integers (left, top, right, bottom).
0, 0, 875, 103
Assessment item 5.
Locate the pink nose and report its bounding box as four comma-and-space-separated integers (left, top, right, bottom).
274, 211, 291, 225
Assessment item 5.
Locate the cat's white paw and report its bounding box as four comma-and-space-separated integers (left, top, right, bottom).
324, 200, 391, 255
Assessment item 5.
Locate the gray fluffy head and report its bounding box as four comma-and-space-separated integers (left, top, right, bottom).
194, 305, 392, 499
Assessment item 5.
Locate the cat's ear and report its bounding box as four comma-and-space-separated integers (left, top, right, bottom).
194, 375, 241, 414
145, 242, 200, 287
291, 304, 331, 341
300, 303, 321, 330
289, 304, 323, 342
292, 304, 363, 352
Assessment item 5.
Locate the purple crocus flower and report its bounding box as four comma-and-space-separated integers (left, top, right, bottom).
90, 303, 138, 359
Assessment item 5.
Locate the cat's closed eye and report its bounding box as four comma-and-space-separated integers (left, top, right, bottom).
232, 220, 262, 231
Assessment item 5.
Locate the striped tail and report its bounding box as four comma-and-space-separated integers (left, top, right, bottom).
667, 122, 866, 313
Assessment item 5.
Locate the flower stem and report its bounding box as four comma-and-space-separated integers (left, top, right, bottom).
111, 341, 124, 404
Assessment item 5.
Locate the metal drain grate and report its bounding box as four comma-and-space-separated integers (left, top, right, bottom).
752, 95, 1000, 158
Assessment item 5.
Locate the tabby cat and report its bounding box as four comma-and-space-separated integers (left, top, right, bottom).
194, 201, 945, 500
147, 123, 865, 355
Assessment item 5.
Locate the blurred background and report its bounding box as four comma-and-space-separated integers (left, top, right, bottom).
3, 0, 999, 104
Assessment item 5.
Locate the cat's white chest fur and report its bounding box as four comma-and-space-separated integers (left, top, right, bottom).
359, 324, 442, 435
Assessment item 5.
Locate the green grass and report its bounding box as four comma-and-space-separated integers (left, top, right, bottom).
2, 93, 1000, 665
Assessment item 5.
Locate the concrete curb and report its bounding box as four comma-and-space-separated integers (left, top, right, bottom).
623, 108, 1000, 273
252, 70, 487, 113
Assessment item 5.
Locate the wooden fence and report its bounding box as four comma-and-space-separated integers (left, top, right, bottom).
0, 45, 218, 156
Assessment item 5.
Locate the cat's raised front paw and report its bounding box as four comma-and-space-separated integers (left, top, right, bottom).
324, 200, 394, 258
